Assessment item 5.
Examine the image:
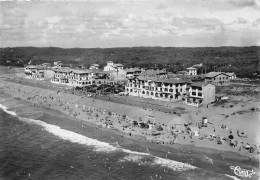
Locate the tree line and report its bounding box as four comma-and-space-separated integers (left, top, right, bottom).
0, 46, 259, 78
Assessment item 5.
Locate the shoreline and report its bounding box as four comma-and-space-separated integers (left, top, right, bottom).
0, 86, 259, 179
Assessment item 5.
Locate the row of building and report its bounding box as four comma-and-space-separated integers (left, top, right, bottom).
24, 61, 236, 107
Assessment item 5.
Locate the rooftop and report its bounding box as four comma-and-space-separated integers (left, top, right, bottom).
112, 63, 123, 67
205, 72, 230, 78
139, 69, 167, 76
72, 69, 91, 74
53, 67, 71, 73
186, 67, 197, 70
135, 76, 188, 84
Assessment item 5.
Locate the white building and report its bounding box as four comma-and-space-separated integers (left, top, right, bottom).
51, 68, 93, 87
24, 65, 44, 80
125, 76, 188, 101
186, 67, 197, 75
89, 64, 99, 70
226, 72, 236, 79
103, 61, 123, 71
185, 82, 215, 107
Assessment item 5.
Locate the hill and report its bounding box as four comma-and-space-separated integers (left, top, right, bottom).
0, 46, 259, 78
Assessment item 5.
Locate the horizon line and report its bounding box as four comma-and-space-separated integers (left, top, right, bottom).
1, 45, 260, 49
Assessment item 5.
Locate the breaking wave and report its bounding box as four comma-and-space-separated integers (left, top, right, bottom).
119, 154, 196, 171
0, 104, 17, 116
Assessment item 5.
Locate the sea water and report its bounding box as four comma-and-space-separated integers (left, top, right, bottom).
0, 104, 247, 180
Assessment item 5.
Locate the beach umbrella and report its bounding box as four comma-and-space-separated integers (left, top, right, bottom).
228, 135, 234, 139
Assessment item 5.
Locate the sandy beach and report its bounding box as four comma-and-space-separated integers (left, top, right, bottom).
0, 78, 260, 179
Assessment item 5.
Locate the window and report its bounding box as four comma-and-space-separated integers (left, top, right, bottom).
164, 88, 168, 91
192, 92, 196, 96
198, 92, 202, 97
142, 91, 145, 94
169, 89, 173, 92
151, 92, 154, 95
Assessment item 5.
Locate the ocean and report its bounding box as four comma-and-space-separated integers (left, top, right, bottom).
0, 101, 257, 180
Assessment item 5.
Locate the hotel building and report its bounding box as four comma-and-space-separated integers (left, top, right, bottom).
125, 76, 189, 101
51, 68, 92, 87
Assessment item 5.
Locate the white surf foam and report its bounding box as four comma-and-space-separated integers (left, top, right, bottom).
0, 104, 117, 152
19, 117, 119, 153
120, 154, 196, 171
0, 104, 197, 171
0, 104, 17, 116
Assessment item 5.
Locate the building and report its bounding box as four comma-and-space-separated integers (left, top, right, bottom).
89, 64, 99, 70
185, 82, 215, 107
24, 65, 44, 80
69, 69, 92, 87
125, 68, 141, 79
138, 69, 167, 79
204, 72, 230, 86
186, 67, 197, 75
226, 72, 236, 79
53, 61, 63, 68
51, 68, 92, 87
103, 61, 123, 71
42, 63, 52, 68
51, 67, 71, 85
125, 76, 189, 101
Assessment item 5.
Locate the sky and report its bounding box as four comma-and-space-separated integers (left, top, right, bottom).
1, 0, 260, 48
